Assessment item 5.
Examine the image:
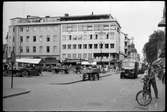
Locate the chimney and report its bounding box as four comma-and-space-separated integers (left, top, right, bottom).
27, 15, 31, 18
64, 13, 69, 17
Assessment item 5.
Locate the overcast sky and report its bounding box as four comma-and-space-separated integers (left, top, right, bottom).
3, 1, 165, 58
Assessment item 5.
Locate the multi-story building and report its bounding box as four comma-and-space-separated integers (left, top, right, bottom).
60, 14, 122, 65
120, 32, 130, 58
7, 15, 61, 60
7, 13, 124, 65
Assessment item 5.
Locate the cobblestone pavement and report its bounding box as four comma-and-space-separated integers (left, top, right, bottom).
3, 71, 165, 111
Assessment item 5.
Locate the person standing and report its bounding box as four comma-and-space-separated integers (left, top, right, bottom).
148, 65, 159, 99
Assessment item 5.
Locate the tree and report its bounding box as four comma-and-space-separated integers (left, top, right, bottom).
143, 30, 165, 64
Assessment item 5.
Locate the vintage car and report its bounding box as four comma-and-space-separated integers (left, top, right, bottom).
82, 66, 100, 81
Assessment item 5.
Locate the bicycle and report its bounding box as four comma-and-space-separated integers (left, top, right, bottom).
136, 74, 152, 106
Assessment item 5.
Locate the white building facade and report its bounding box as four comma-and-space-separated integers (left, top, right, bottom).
7, 16, 61, 60
7, 14, 126, 65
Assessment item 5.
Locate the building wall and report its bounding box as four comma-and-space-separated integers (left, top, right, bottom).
60, 21, 121, 62
7, 14, 123, 63
7, 24, 61, 59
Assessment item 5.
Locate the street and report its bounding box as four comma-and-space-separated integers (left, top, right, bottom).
3, 71, 165, 111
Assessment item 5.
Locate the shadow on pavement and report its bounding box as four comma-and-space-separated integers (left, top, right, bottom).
49, 73, 113, 85
50, 80, 83, 85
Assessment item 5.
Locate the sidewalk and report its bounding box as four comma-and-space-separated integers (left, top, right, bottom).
3, 88, 31, 98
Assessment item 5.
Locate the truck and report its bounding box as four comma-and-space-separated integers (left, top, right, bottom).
120, 58, 139, 79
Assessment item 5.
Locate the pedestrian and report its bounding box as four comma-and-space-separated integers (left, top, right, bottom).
148, 65, 159, 99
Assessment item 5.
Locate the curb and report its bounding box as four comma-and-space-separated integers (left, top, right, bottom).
3, 90, 31, 98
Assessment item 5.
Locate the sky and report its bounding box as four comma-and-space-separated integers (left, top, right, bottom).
3, 1, 165, 58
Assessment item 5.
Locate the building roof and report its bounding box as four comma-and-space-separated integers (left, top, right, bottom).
60, 14, 113, 21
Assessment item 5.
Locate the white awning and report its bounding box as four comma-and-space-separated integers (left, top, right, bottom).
81, 61, 97, 65
16, 58, 41, 64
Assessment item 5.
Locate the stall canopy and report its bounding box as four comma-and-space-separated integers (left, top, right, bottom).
81, 61, 97, 65
16, 58, 42, 64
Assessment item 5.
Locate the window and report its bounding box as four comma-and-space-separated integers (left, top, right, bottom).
33, 36, 36, 42
90, 34, 93, 39
67, 54, 71, 58
46, 46, 50, 53
94, 44, 98, 49
69, 35, 72, 40
68, 44, 71, 49
83, 53, 87, 58
53, 35, 57, 41
87, 25, 93, 31
110, 44, 114, 48
13, 28, 15, 32
88, 53, 92, 58
94, 24, 102, 31
95, 34, 98, 39
63, 45, 66, 49
20, 36, 23, 43
78, 54, 81, 58
62, 24, 77, 32
62, 35, 66, 40
13, 36, 15, 43
73, 44, 77, 49
78, 44, 82, 49
125, 49, 127, 54
89, 44, 92, 49
78, 35, 82, 40
39, 46, 43, 53
47, 35, 50, 42
100, 43, 103, 49
62, 54, 66, 59
125, 42, 127, 46
73, 35, 77, 40
103, 24, 109, 30
106, 34, 109, 39
20, 27, 23, 32
110, 32, 115, 39
26, 27, 29, 32
26, 46, 29, 53
105, 44, 109, 49
83, 44, 87, 49
33, 46, 36, 53
26, 36, 29, 42
73, 54, 77, 59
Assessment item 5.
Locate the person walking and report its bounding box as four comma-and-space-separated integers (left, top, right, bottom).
148, 65, 159, 99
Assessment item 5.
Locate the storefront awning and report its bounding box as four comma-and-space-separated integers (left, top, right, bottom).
81, 61, 97, 65
16, 58, 42, 64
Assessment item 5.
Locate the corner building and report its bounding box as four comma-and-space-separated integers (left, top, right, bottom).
7, 14, 123, 65
60, 14, 122, 65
